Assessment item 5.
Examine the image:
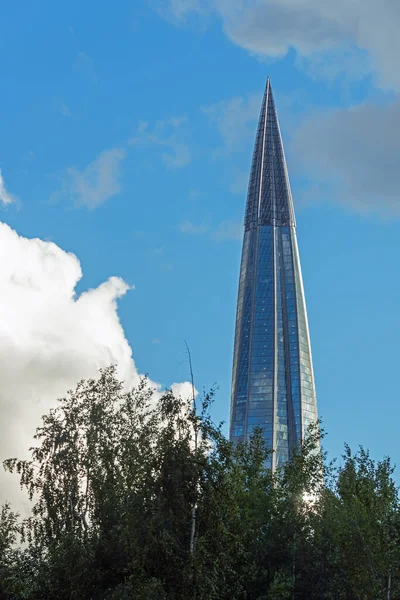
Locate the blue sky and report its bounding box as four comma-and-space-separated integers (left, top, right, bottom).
1, 0, 400, 473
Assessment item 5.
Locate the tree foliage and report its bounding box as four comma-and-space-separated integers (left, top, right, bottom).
1, 366, 399, 599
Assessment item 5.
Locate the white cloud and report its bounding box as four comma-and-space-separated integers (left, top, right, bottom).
130, 116, 191, 169
59, 102, 72, 117
152, 0, 207, 22
0, 170, 17, 205
0, 222, 192, 511
160, 262, 174, 272
169, 116, 188, 128
169, 0, 204, 18
291, 98, 400, 217
138, 121, 148, 133
149, 246, 165, 257
55, 148, 126, 209
213, 0, 352, 59
202, 93, 262, 154
179, 219, 209, 234
212, 219, 242, 241
161, 0, 400, 92
171, 381, 197, 401
180, 218, 243, 240
295, 47, 371, 85
75, 51, 97, 81
161, 141, 191, 168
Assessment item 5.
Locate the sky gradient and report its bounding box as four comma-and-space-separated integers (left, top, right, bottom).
1, 0, 400, 488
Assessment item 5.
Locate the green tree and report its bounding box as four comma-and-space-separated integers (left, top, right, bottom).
2, 367, 400, 600
4, 367, 276, 599
0, 503, 21, 600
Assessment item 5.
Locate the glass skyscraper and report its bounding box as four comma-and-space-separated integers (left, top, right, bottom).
230, 78, 318, 470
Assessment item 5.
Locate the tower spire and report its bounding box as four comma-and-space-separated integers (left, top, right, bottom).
244, 78, 295, 230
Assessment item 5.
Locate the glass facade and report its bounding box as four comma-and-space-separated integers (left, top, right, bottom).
230, 79, 318, 470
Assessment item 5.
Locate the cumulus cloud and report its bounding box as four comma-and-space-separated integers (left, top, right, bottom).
171, 381, 196, 400
290, 98, 400, 216
54, 148, 126, 209
0, 170, 17, 205
0, 222, 193, 511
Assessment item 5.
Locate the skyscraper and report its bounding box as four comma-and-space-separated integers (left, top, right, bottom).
230, 78, 318, 470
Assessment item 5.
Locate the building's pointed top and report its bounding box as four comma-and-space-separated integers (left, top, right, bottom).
244, 77, 295, 229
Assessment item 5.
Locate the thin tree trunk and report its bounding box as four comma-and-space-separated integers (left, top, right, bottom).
292, 530, 296, 600
185, 341, 198, 555
190, 504, 197, 554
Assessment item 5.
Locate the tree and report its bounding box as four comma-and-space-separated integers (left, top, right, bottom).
2, 367, 400, 600
0, 503, 21, 600
3, 366, 274, 598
